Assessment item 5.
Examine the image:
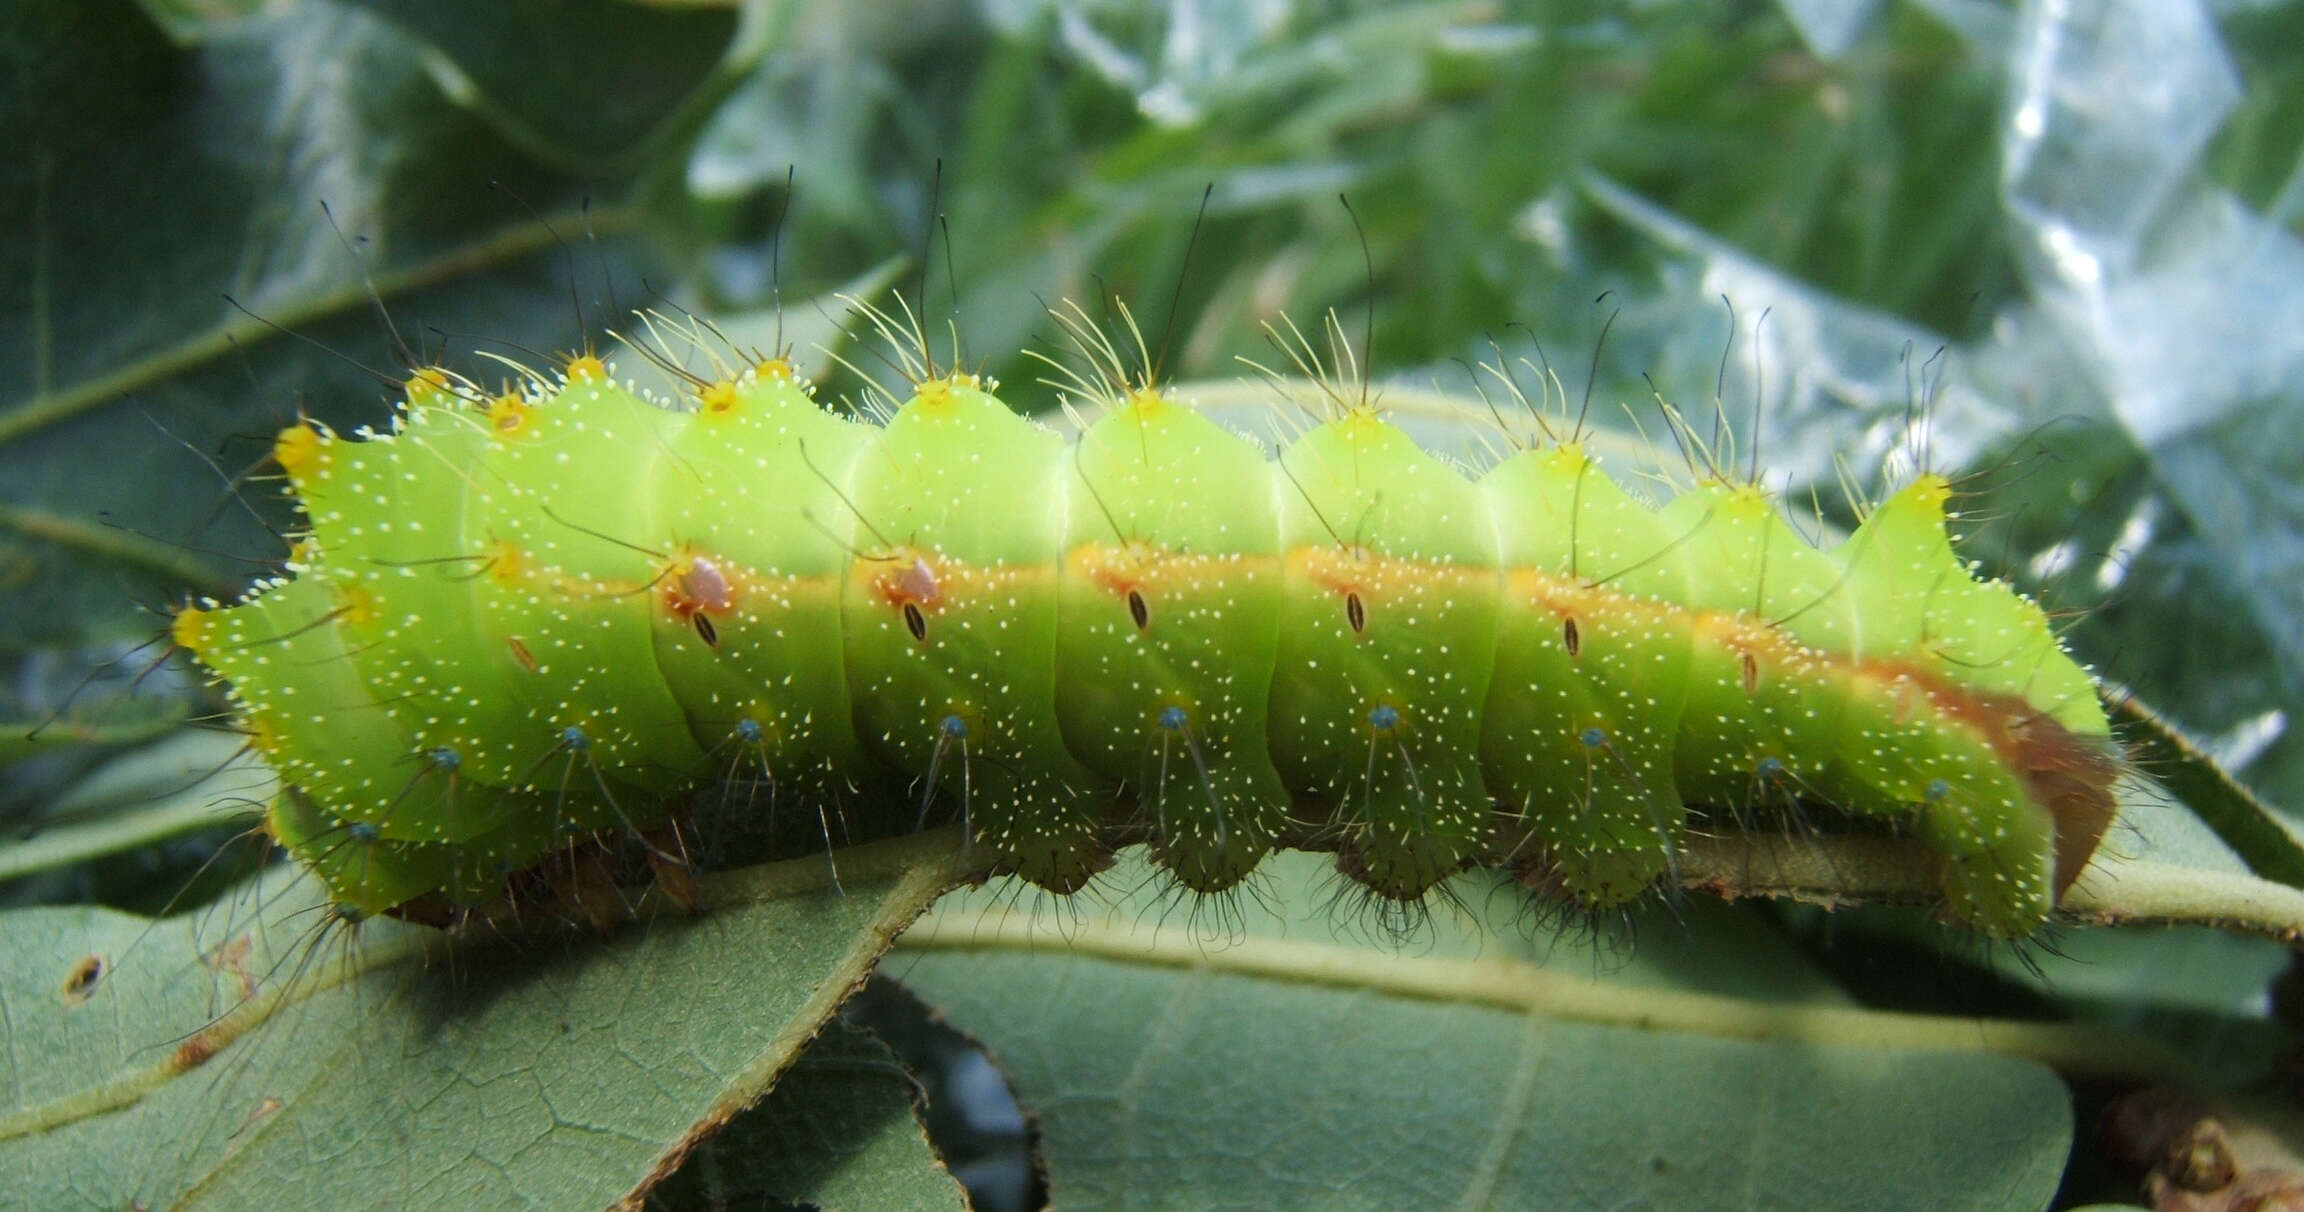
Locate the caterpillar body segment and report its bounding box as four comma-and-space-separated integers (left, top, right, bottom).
475, 356, 712, 798
1270, 410, 1503, 899
175, 329, 2121, 938
640, 362, 890, 814
840, 376, 1109, 893
1478, 444, 1697, 909
1057, 388, 1292, 893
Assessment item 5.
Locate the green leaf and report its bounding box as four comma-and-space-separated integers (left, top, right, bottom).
898, 851, 2080, 1211
646, 1022, 968, 1212
333, 0, 756, 169
0, 0, 687, 651
0, 831, 966, 1211
2110, 695, 2304, 890
0, 731, 263, 884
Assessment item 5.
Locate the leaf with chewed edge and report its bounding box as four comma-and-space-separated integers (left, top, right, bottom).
0, 830, 968, 1212
896, 850, 2087, 1212
647, 1021, 969, 1212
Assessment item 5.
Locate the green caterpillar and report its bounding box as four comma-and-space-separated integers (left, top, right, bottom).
172, 307, 2120, 939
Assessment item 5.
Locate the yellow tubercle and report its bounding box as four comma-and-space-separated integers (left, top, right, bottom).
1124, 386, 1168, 418
403, 367, 455, 409
486, 392, 530, 436
1903, 473, 1954, 513
273, 423, 327, 483
332, 582, 379, 627
913, 372, 987, 409
565, 353, 608, 383
244, 714, 284, 759
489, 541, 527, 586
1546, 441, 1592, 472
699, 380, 740, 416
170, 605, 213, 656
756, 356, 793, 381
1724, 480, 1775, 516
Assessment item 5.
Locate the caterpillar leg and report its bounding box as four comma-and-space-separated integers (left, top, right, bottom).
1138, 705, 1289, 894
918, 712, 1114, 895
1328, 705, 1489, 901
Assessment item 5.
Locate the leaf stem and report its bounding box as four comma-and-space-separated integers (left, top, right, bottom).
0, 504, 243, 598
0, 791, 262, 885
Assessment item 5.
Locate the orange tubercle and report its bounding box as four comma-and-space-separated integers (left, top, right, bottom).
1076, 540, 1154, 596
873, 553, 943, 609
665, 553, 738, 621
1292, 544, 1378, 598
